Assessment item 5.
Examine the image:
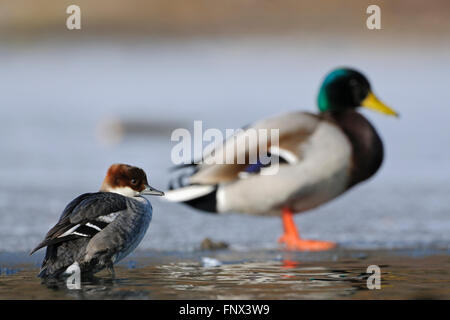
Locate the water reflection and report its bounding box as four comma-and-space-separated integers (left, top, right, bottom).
0, 261, 374, 299
1, 250, 448, 299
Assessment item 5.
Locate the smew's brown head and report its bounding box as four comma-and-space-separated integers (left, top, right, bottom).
100, 164, 164, 197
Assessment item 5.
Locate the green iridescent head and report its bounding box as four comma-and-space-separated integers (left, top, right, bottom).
317, 68, 398, 116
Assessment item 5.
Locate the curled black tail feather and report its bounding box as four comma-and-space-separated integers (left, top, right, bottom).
168, 163, 200, 190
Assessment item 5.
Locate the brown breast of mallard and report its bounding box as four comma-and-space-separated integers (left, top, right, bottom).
325, 110, 384, 188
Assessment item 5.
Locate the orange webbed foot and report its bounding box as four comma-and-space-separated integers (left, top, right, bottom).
279, 207, 336, 251
278, 234, 336, 251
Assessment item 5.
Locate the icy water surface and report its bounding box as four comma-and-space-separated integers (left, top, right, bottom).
1, 249, 449, 299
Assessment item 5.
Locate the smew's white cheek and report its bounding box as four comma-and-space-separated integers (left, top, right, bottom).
107, 186, 139, 197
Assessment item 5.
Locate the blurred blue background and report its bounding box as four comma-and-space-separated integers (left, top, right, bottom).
0, 0, 449, 252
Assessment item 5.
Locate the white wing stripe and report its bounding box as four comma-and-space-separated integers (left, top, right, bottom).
86, 222, 102, 231
58, 224, 81, 238
72, 231, 89, 237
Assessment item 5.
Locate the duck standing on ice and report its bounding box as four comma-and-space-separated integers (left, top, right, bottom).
31, 164, 164, 279
165, 68, 398, 251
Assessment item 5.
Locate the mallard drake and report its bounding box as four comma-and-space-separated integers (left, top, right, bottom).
165, 68, 398, 251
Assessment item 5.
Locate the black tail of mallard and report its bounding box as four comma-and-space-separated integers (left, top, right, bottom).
166, 163, 218, 213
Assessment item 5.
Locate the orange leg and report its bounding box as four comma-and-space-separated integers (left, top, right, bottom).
278, 208, 336, 251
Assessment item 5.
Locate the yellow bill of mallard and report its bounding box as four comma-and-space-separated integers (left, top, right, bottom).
362, 92, 399, 117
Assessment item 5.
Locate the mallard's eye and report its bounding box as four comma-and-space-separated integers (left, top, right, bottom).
131, 179, 137, 185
